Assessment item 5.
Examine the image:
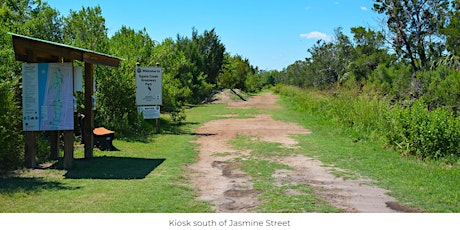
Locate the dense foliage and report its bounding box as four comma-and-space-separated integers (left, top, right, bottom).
270, 0, 460, 162
0, 79, 22, 171
275, 84, 460, 164
1, 0, 459, 171
0, 0, 263, 170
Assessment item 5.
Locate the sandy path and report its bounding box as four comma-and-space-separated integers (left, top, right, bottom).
187, 91, 407, 213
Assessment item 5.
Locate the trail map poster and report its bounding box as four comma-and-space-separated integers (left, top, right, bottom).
22, 63, 74, 131
135, 66, 162, 106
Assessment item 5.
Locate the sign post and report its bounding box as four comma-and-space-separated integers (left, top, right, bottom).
135, 66, 162, 106
135, 66, 163, 132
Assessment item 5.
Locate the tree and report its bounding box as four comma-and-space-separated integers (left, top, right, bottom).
95, 26, 155, 136
441, 0, 460, 56
347, 26, 392, 82
22, 1, 63, 42
304, 28, 354, 88
218, 54, 254, 90
334, 27, 356, 81
175, 28, 225, 103
62, 5, 108, 52
199, 28, 225, 85
153, 38, 192, 120
282, 60, 310, 87
0, 0, 62, 171
0, 79, 23, 172
351, 26, 386, 56
373, 0, 450, 74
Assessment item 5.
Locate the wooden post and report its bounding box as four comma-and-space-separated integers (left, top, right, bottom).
24, 51, 37, 168
24, 131, 37, 168
50, 131, 59, 160
156, 118, 160, 133
63, 130, 74, 169
84, 62, 94, 159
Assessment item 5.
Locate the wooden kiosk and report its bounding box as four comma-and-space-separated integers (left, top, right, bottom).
10, 33, 122, 169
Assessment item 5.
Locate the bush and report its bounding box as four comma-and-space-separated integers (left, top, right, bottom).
95, 67, 153, 138
0, 80, 23, 172
276, 84, 460, 162
367, 63, 412, 99
419, 66, 460, 110
385, 100, 460, 161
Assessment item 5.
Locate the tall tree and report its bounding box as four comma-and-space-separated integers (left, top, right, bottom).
218, 54, 254, 90
373, 0, 450, 74
175, 28, 225, 102
0, 0, 62, 171
176, 28, 225, 85
441, 0, 460, 56
94, 26, 155, 136
348, 26, 392, 81
305, 28, 354, 88
62, 5, 108, 52
282, 60, 310, 87
306, 40, 338, 88
22, 0, 63, 42
200, 28, 225, 85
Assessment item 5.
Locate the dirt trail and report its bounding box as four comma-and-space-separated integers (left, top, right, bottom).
187, 91, 405, 213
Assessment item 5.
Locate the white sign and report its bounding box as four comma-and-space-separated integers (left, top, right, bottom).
137, 106, 160, 119
22, 63, 74, 131
73, 66, 83, 92
135, 66, 162, 106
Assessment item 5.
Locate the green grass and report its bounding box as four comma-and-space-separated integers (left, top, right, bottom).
273, 87, 460, 212
2, 90, 459, 213
0, 133, 212, 212
0, 101, 275, 213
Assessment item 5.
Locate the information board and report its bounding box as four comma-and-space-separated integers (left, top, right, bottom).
137, 106, 161, 119
135, 66, 162, 106
22, 63, 74, 131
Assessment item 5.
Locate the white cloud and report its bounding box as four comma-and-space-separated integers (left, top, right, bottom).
361, 6, 368, 11
300, 32, 333, 41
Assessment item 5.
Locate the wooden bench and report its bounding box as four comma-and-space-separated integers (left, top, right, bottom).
93, 127, 117, 151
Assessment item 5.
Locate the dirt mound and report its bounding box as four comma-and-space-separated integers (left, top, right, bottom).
206, 89, 247, 104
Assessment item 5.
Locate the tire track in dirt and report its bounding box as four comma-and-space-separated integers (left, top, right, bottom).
187, 91, 409, 213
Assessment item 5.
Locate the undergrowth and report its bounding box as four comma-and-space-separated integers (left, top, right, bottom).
274, 84, 460, 164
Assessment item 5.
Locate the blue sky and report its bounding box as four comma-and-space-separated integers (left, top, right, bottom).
45, 0, 383, 70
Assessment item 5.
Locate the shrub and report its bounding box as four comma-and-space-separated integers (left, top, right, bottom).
419, 66, 460, 111
95, 67, 153, 138
367, 63, 412, 99
0, 80, 23, 172
385, 100, 460, 161
277, 84, 460, 162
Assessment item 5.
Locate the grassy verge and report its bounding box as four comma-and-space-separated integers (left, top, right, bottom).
0, 134, 211, 212
0, 102, 275, 213
0, 104, 211, 212
2, 89, 459, 212
273, 85, 460, 212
